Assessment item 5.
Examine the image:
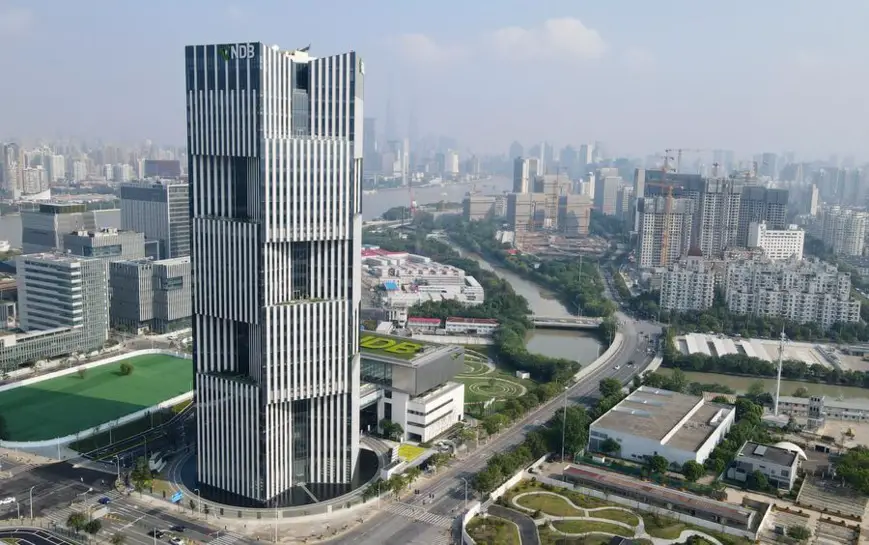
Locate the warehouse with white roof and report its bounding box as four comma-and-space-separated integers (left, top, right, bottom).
588, 386, 736, 466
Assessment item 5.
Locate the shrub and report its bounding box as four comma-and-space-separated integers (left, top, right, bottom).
119, 362, 134, 376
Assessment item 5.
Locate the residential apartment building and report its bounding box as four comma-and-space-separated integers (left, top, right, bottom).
659, 257, 716, 312
820, 206, 868, 257
736, 186, 788, 246
725, 257, 860, 329
594, 175, 621, 216
109, 256, 192, 333
636, 196, 694, 268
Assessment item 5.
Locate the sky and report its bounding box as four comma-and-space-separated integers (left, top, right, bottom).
1, 0, 867, 158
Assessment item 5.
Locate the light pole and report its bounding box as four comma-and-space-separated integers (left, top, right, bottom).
274, 503, 278, 543
15, 500, 19, 520
28, 486, 34, 520
113, 455, 120, 482
458, 477, 468, 511
560, 386, 568, 468
194, 488, 201, 516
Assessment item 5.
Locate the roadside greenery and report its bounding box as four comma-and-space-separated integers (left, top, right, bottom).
472, 378, 627, 495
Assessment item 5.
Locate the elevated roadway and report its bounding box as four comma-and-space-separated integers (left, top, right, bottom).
531, 316, 603, 330
327, 311, 660, 545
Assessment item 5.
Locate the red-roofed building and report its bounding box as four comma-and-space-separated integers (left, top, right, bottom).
445, 317, 499, 335
406, 316, 441, 332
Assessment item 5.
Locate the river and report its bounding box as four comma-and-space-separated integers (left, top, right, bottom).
656, 368, 869, 400
458, 251, 603, 365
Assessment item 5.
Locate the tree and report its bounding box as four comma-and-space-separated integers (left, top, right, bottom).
84, 519, 102, 536
482, 414, 510, 435
668, 368, 687, 393
598, 378, 622, 399
110, 533, 126, 545
747, 469, 769, 491
119, 362, 134, 376
379, 419, 404, 441
473, 466, 502, 495
735, 398, 763, 425
682, 461, 705, 482
130, 456, 152, 492
792, 386, 810, 397
787, 526, 811, 541
188, 499, 196, 513
747, 380, 766, 400
0, 413, 8, 440
648, 455, 669, 475
66, 512, 88, 533
457, 426, 477, 445
600, 438, 621, 455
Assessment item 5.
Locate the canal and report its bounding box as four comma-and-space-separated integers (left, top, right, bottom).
657, 368, 869, 400
458, 250, 603, 365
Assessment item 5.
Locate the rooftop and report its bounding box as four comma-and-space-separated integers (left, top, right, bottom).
359, 331, 435, 362
736, 442, 798, 468
591, 386, 734, 452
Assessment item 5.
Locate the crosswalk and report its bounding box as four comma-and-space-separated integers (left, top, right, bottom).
382, 502, 454, 529
206, 533, 243, 545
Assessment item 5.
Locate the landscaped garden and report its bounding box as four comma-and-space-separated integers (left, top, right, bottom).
466, 515, 521, 545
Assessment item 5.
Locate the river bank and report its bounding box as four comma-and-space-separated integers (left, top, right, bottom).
656, 368, 869, 400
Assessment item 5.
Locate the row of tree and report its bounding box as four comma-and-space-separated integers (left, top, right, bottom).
660, 327, 869, 389
471, 378, 627, 495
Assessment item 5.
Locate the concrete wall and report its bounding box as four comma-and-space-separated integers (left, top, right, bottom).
573, 332, 623, 382
0, 349, 192, 449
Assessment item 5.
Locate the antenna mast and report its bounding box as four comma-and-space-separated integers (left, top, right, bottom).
774, 325, 786, 416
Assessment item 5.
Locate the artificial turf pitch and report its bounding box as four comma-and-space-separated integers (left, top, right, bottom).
0, 354, 192, 441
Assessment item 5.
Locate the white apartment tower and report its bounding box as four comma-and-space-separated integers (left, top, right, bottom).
637, 196, 694, 268
821, 206, 868, 257
186, 43, 363, 504
659, 257, 716, 312
747, 222, 805, 261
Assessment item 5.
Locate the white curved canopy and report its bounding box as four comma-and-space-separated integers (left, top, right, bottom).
774, 441, 808, 460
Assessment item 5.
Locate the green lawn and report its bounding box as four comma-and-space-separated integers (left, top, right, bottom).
552, 520, 633, 537
642, 516, 687, 540
467, 517, 521, 545
457, 370, 532, 403
515, 493, 584, 517
0, 354, 192, 441
590, 508, 640, 526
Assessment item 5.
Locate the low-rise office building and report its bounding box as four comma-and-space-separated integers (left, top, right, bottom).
777, 395, 869, 425
359, 332, 465, 443
726, 442, 801, 490
444, 317, 499, 335
747, 222, 804, 261
109, 256, 192, 333
406, 316, 441, 332
588, 386, 735, 466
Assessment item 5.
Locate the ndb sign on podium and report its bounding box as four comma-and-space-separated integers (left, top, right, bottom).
170, 491, 183, 503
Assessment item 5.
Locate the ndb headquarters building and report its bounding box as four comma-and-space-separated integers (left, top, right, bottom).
186, 42, 365, 506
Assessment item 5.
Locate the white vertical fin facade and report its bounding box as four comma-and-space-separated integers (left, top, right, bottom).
186, 43, 363, 503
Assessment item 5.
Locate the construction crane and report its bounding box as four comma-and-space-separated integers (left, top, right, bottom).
666, 148, 708, 173
647, 152, 678, 266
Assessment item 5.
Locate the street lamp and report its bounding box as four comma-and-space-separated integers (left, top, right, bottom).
113, 455, 121, 482
28, 486, 34, 520
560, 386, 568, 470
194, 488, 201, 516
458, 477, 468, 512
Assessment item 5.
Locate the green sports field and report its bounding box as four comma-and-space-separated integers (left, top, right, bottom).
0, 354, 192, 441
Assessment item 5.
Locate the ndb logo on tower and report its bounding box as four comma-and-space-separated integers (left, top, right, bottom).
219, 43, 255, 61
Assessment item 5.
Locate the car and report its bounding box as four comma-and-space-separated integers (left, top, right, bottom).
613, 365, 620, 370
170, 526, 186, 533
149, 531, 165, 538
98, 497, 111, 505
627, 361, 635, 366
170, 537, 184, 545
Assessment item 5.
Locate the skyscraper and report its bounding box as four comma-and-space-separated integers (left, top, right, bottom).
120, 180, 190, 259
185, 43, 363, 504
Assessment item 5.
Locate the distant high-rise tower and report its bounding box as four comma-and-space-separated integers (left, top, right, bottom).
185, 42, 363, 504
509, 141, 524, 161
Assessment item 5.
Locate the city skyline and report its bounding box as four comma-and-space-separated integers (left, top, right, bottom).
1, 0, 867, 157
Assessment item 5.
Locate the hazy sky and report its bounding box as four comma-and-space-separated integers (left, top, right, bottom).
1, 0, 867, 158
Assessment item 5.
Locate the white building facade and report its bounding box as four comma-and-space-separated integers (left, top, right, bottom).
821, 206, 868, 257
588, 387, 735, 466
747, 222, 804, 261
659, 257, 716, 312
725, 257, 861, 329
187, 43, 364, 504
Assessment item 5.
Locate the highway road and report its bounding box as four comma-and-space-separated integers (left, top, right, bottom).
327, 310, 661, 545
0, 528, 77, 545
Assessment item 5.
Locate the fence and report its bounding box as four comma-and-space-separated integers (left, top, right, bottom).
0, 349, 192, 450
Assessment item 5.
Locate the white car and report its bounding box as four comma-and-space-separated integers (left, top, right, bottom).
613, 365, 621, 370
170, 538, 184, 545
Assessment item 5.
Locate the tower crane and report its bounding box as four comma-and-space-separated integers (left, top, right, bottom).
666, 148, 708, 173
647, 151, 677, 266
